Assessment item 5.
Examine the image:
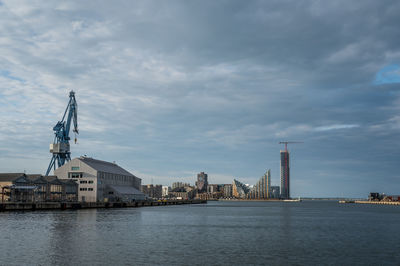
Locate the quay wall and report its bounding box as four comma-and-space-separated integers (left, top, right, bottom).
355, 200, 400, 206
339, 200, 400, 206
0, 199, 206, 212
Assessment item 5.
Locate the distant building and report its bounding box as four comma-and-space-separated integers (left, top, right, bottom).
270, 186, 280, 199
232, 179, 250, 199
280, 150, 290, 199
162, 186, 169, 197
54, 156, 145, 202
172, 182, 190, 190
222, 184, 233, 198
141, 184, 162, 199
207, 184, 220, 193
169, 186, 196, 200
248, 170, 271, 199
196, 172, 208, 193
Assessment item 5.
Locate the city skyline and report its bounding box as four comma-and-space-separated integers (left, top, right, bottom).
1, 1, 400, 197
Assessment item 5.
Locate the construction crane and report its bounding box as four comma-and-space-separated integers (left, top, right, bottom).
45, 91, 79, 176
279, 141, 303, 151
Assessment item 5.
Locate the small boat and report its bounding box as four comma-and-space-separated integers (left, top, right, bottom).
283, 198, 301, 202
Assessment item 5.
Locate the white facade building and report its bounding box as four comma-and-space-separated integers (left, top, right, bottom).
162, 186, 169, 197
54, 156, 145, 202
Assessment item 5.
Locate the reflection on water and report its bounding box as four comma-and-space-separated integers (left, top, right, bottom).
0, 201, 399, 265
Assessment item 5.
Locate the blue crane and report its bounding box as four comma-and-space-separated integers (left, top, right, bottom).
45, 91, 79, 176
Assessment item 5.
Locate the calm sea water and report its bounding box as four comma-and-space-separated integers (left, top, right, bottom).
0, 200, 399, 265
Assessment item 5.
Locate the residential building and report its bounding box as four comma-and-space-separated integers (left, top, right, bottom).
196, 172, 208, 193
222, 184, 233, 198
270, 186, 280, 199
232, 179, 250, 199
141, 184, 162, 199
207, 184, 220, 193
280, 150, 290, 199
54, 156, 145, 202
248, 170, 271, 199
162, 186, 169, 197
169, 186, 196, 200
172, 182, 190, 190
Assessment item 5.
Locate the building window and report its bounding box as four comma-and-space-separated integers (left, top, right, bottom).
88, 180, 94, 184
70, 172, 83, 179
71, 166, 80, 171
88, 188, 93, 191
80, 180, 87, 184
80, 188, 88, 191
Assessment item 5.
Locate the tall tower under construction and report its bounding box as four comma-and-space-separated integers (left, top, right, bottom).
280, 150, 290, 199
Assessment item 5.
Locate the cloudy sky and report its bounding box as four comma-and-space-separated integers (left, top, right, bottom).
1, 0, 400, 197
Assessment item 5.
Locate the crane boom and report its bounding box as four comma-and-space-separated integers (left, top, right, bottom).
279, 141, 303, 151
45, 91, 79, 176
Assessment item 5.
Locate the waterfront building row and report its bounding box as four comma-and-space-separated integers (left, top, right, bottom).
0, 173, 78, 202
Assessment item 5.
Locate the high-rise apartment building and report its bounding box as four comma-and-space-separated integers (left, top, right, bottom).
280, 150, 290, 199
196, 172, 208, 193
248, 169, 271, 199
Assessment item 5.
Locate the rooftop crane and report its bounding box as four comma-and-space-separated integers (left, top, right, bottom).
279, 141, 303, 151
45, 91, 79, 176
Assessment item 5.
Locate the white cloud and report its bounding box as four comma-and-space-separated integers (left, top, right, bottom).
314, 124, 359, 131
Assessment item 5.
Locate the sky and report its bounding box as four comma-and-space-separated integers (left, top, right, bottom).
1, 0, 400, 198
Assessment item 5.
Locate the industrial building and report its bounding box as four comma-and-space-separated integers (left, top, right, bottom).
54, 156, 145, 202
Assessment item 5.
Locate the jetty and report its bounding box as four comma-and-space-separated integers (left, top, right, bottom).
339, 200, 400, 206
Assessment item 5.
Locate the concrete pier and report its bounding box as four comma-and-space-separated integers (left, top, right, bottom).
339, 200, 400, 206
0, 199, 206, 212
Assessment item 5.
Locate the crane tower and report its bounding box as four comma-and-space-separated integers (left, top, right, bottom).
45, 91, 79, 176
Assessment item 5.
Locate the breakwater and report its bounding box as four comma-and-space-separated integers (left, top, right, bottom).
0, 199, 206, 211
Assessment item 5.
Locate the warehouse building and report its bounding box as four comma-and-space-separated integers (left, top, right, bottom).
54, 156, 145, 202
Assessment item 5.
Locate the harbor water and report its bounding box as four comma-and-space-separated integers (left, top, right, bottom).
1, 200, 399, 265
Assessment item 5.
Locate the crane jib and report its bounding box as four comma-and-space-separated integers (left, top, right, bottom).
45, 90, 79, 176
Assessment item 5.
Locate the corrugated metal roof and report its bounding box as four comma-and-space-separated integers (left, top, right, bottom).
79, 157, 135, 176
0, 174, 47, 182
0, 173, 25, 182
108, 185, 144, 195
9, 185, 37, 190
